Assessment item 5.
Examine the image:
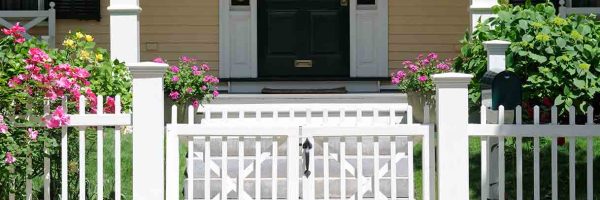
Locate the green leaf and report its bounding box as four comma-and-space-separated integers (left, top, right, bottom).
554, 95, 565, 105
528, 53, 547, 63
556, 37, 566, 48
574, 79, 586, 89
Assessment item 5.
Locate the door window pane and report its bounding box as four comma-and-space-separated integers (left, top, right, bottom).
232, 0, 250, 6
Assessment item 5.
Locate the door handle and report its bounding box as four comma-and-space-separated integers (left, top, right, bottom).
301, 138, 313, 177
340, 0, 348, 6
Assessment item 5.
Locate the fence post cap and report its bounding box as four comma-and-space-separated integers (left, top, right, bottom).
432, 73, 473, 87
483, 40, 511, 52
128, 62, 168, 78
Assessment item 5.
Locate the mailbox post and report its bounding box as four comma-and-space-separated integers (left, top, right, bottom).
482, 40, 523, 200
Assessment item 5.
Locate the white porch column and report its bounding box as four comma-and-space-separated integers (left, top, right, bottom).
470, 0, 498, 32
129, 62, 168, 200
433, 73, 473, 200
108, 0, 141, 63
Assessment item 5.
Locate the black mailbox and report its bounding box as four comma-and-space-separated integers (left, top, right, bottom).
481, 71, 522, 110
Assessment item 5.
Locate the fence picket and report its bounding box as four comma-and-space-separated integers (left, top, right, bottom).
166, 105, 179, 200
78, 96, 87, 200
408, 136, 415, 200
516, 106, 523, 200
43, 101, 50, 200
340, 138, 346, 200
372, 137, 380, 200
587, 106, 594, 200
97, 95, 104, 200
407, 106, 413, 124
114, 96, 122, 200
204, 137, 211, 200
187, 139, 194, 200
221, 137, 228, 200
569, 106, 576, 200
390, 136, 397, 200
271, 137, 277, 200
498, 106, 505, 200
534, 106, 540, 200
255, 137, 261, 199
26, 157, 32, 200
480, 105, 489, 200
356, 137, 364, 200
551, 106, 558, 200
237, 137, 244, 200
61, 98, 69, 200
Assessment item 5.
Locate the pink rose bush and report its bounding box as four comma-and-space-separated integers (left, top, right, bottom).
391, 53, 453, 95
157, 56, 219, 109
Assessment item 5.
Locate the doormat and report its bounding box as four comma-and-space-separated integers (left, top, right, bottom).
261, 87, 347, 94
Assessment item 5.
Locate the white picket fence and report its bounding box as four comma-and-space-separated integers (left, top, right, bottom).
471, 105, 598, 200
165, 103, 436, 200
8, 95, 131, 200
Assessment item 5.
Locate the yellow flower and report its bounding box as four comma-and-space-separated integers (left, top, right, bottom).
571, 30, 583, 41
80, 50, 91, 60
63, 39, 75, 48
552, 17, 568, 26
75, 32, 84, 39
579, 63, 590, 71
535, 33, 551, 42
95, 53, 103, 61
531, 22, 544, 29
85, 34, 94, 42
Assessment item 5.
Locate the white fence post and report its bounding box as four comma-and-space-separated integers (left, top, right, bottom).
470, 0, 497, 32
108, 0, 142, 63
433, 73, 473, 200
129, 62, 168, 200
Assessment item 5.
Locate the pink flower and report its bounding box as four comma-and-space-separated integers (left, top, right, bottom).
212, 90, 219, 97
15, 37, 25, 44
193, 70, 202, 76
200, 64, 210, 71
0, 116, 8, 133
191, 65, 199, 71
104, 97, 115, 114
170, 66, 180, 73
55, 77, 72, 88
171, 76, 180, 82
427, 53, 438, 60
28, 128, 38, 140
436, 63, 450, 71
408, 64, 419, 72
169, 91, 180, 100
180, 56, 194, 63
44, 106, 70, 128
28, 48, 51, 64
4, 152, 16, 164
418, 75, 428, 82
152, 57, 165, 63
203, 75, 219, 84
391, 71, 406, 85
73, 67, 90, 79
192, 99, 200, 109
201, 85, 208, 91
421, 59, 431, 66
186, 87, 193, 93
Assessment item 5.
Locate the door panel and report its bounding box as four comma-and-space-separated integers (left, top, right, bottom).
258, 0, 350, 78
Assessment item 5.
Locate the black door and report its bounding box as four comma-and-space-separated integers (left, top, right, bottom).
258, 0, 350, 78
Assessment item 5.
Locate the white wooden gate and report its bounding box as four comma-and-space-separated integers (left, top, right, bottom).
165, 103, 435, 200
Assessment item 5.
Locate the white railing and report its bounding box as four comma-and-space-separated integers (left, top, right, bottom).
165, 103, 436, 200
559, 0, 600, 17
0, 2, 56, 48
470, 105, 598, 200
8, 95, 131, 200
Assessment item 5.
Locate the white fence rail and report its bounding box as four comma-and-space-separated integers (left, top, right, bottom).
8, 95, 131, 200
0, 2, 56, 48
166, 103, 435, 200
559, 0, 600, 18
470, 105, 599, 200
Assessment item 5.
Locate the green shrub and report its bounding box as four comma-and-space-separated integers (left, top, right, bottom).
455, 2, 600, 116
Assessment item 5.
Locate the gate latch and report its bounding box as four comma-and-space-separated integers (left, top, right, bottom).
301, 138, 313, 177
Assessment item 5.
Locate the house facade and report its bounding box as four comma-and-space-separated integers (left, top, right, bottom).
7, 0, 469, 92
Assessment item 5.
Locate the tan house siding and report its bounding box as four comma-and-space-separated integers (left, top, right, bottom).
388, 0, 470, 74
29, 1, 469, 77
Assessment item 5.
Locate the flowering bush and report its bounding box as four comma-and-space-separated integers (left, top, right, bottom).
391, 53, 453, 99
156, 56, 219, 109
0, 24, 132, 198
58, 31, 132, 113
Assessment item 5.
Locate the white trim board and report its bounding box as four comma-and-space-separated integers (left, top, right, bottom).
219, 0, 389, 78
